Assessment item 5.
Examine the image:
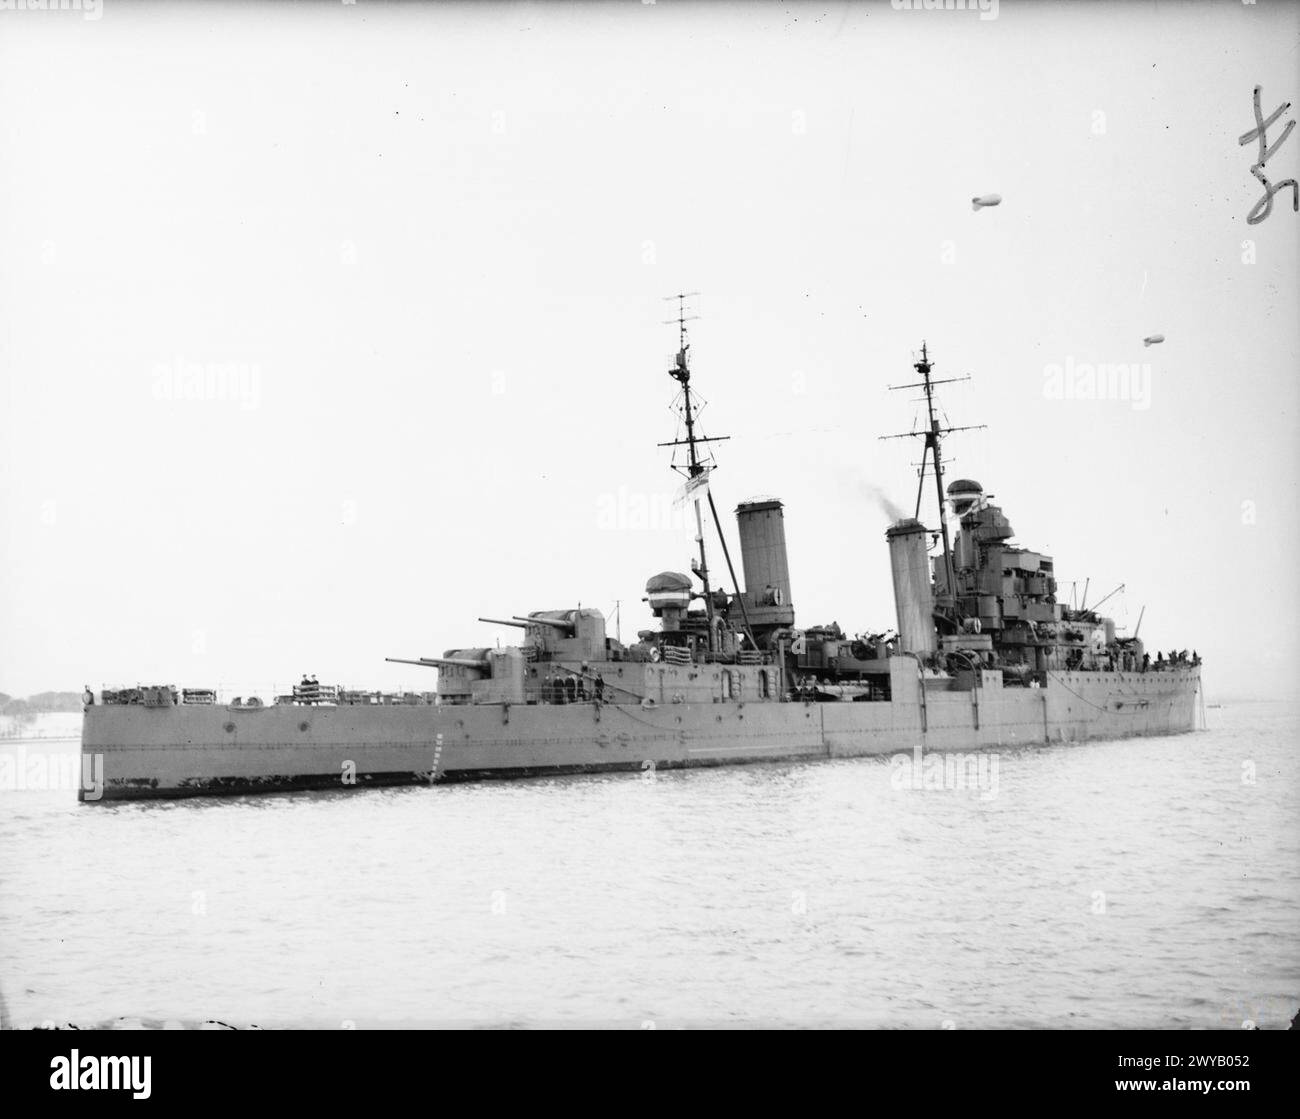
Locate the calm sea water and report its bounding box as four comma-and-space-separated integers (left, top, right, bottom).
1, 703, 1296, 1029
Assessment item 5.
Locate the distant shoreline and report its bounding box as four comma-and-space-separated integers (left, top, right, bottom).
0, 711, 82, 743
0, 692, 83, 718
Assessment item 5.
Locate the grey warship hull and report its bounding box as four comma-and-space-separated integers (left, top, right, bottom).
79, 661, 1199, 802
80, 333, 1204, 803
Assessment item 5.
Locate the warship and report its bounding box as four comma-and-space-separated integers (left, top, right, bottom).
79, 309, 1201, 802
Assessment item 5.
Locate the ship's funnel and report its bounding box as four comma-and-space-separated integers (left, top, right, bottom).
886, 518, 938, 654
736, 498, 792, 609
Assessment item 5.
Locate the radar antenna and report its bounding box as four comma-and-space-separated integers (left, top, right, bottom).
880, 341, 986, 615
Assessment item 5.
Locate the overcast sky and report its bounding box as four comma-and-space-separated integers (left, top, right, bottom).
1, 0, 1297, 701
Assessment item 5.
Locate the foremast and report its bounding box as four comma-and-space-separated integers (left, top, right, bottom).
655, 294, 754, 653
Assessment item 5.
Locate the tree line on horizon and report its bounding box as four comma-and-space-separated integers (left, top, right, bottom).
0, 691, 83, 717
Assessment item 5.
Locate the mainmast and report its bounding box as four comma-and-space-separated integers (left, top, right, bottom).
880, 341, 985, 618
656, 293, 731, 653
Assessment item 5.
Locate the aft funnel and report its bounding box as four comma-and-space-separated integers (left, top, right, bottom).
886, 518, 938, 654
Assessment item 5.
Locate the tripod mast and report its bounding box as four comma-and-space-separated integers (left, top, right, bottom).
880, 341, 986, 615
658, 294, 721, 650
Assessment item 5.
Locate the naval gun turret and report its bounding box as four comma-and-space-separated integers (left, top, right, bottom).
385, 649, 494, 703
513, 610, 606, 661
479, 609, 608, 661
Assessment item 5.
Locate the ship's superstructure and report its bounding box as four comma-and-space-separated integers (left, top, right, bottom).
877, 344, 1158, 686
79, 322, 1201, 802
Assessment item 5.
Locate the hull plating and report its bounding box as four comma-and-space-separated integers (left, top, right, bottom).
79, 667, 1201, 802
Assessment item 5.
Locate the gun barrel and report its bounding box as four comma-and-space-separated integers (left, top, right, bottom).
511, 615, 575, 631
385, 656, 487, 670
478, 617, 530, 628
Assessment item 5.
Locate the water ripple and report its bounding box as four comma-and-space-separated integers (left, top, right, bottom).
1, 701, 1297, 1028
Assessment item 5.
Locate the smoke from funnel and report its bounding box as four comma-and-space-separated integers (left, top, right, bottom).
863, 483, 907, 524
